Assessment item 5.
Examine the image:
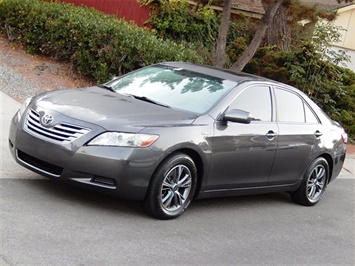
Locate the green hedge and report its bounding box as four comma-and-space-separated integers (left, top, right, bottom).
0, 0, 203, 82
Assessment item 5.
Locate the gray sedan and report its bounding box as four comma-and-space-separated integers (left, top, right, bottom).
9, 62, 348, 219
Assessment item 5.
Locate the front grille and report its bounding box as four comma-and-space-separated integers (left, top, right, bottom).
24, 109, 91, 143
17, 150, 63, 176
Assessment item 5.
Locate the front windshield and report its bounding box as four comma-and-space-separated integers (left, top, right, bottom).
106, 65, 238, 114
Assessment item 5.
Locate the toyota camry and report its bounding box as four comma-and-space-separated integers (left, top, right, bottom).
9, 62, 348, 219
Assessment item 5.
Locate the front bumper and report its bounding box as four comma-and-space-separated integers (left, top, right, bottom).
9, 112, 162, 201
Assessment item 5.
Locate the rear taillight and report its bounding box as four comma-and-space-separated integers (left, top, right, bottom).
341, 132, 348, 144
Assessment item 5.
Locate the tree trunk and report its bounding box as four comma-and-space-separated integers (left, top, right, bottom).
214, 0, 232, 67
262, 0, 291, 51
230, 0, 283, 72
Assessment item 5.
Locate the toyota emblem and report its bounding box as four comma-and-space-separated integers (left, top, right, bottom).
41, 114, 54, 126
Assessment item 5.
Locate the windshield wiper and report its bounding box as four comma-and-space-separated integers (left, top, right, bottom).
126, 94, 170, 108
98, 84, 116, 92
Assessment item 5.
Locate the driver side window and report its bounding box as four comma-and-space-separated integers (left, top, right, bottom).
229, 86, 272, 122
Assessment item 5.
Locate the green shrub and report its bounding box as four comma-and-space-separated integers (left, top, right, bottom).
141, 0, 220, 48
0, 0, 203, 82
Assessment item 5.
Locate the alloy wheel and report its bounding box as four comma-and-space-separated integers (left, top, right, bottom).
160, 165, 192, 212
307, 164, 326, 202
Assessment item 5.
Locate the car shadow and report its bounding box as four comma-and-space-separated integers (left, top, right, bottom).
16, 179, 145, 218
189, 191, 294, 217
195, 192, 292, 208
12, 178, 296, 219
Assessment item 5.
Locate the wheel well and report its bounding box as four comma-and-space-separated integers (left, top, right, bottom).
319, 153, 333, 183
175, 148, 204, 198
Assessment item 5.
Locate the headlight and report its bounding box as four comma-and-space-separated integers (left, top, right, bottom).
17, 97, 32, 122
87, 132, 159, 147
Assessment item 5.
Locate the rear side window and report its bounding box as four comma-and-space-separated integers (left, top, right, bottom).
229, 86, 272, 122
275, 88, 305, 123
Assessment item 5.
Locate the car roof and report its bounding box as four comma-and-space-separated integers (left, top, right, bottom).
158, 62, 272, 84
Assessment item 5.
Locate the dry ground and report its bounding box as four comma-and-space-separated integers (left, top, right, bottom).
0, 36, 93, 102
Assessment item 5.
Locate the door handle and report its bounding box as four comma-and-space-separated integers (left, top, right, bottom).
314, 130, 323, 138
266, 130, 277, 139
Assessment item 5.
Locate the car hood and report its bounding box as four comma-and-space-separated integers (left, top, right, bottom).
33, 87, 198, 131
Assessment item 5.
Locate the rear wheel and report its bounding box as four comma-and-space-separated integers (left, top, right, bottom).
291, 157, 329, 206
143, 153, 197, 220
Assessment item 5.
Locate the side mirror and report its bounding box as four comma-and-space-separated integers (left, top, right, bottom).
223, 109, 251, 124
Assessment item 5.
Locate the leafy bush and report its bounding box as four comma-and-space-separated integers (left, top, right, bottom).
0, 0, 203, 82
140, 0, 220, 48
287, 44, 355, 142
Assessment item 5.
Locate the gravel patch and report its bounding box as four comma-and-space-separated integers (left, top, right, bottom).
0, 37, 93, 102
0, 57, 44, 101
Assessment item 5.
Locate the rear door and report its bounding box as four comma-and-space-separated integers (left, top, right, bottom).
268, 87, 323, 185
207, 85, 278, 190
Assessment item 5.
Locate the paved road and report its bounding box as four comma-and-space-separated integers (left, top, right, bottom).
1, 92, 355, 265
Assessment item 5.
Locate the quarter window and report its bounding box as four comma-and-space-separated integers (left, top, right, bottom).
229, 86, 272, 122
305, 104, 319, 123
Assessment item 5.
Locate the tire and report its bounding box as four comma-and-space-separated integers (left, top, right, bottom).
143, 153, 197, 220
291, 157, 329, 206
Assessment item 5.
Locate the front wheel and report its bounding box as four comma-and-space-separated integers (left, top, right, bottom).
143, 153, 197, 220
291, 157, 329, 206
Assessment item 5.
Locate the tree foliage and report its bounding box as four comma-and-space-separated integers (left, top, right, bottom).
215, 0, 351, 71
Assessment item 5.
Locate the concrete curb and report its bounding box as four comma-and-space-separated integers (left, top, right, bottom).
1, 91, 21, 148
1, 91, 39, 179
